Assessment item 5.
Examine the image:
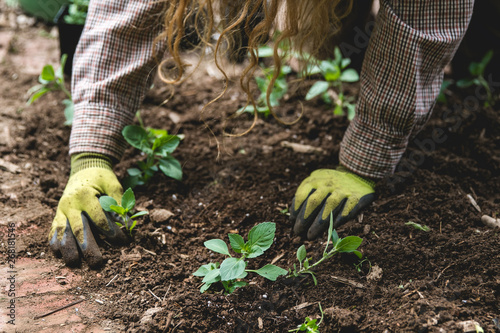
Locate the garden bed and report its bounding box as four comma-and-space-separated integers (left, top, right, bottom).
0, 15, 499, 333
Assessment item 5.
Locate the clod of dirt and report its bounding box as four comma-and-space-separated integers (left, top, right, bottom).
280, 141, 324, 154
139, 307, 163, 325
459, 320, 483, 332
366, 265, 383, 281
150, 208, 174, 222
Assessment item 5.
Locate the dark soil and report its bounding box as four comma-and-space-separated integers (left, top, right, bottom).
1, 15, 499, 333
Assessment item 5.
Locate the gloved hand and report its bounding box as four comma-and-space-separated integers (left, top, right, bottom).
49, 153, 128, 268
290, 166, 376, 240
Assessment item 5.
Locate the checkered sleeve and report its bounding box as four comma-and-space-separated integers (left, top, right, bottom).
339, 0, 474, 179
69, 0, 166, 161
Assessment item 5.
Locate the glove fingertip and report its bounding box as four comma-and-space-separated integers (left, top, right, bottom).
79, 213, 104, 269
60, 220, 81, 267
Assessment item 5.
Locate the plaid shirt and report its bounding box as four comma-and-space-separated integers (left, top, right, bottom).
69, 0, 473, 179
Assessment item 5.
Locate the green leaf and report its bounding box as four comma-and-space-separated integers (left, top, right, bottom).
110, 205, 126, 215
346, 103, 356, 121
121, 188, 135, 212
200, 283, 211, 293
456, 78, 474, 88
297, 244, 307, 263
353, 250, 363, 259
153, 135, 180, 155
220, 258, 246, 281
340, 58, 351, 69
56, 54, 68, 78
122, 125, 150, 151
40, 65, 55, 82
228, 233, 245, 253
247, 222, 275, 252
202, 268, 221, 284
129, 220, 137, 233
204, 239, 230, 256
158, 157, 182, 180
246, 245, 264, 258
224, 281, 248, 293
27, 87, 50, 105
336, 236, 363, 253
99, 196, 118, 212
130, 211, 148, 219
340, 69, 359, 82
305, 81, 329, 100
127, 168, 142, 176
331, 229, 340, 247
193, 263, 219, 277
63, 99, 74, 126
250, 264, 288, 281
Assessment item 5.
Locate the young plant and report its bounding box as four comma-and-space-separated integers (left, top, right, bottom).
27, 54, 74, 125
289, 214, 363, 285
238, 46, 292, 118
289, 303, 324, 333
456, 50, 495, 107
99, 188, 148, 236
305, 47, 359, 120
193, 222, 288, 294
64, 0, 89, 25
405, 221, 430, 232
122, 124, 182, 188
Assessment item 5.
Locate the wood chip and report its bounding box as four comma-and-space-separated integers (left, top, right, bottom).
481, 215, 500, 229
467, 194, 481, 212
280, 141, 324, 154
0, 158, 20, 173
330, 275, 365, 289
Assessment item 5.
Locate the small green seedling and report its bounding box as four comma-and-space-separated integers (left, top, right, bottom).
457, 50, 495, 107
289, 303, 324, 332
289, 214, 363, 285
27, 54, 74, 125
64, 0, 89, 25
305, 47, 359, 120
122, 124, 182, 188
238, 45, 292, 118
99, 188, 148, 236
193, 222, 288, 294
405, 221, 430, 232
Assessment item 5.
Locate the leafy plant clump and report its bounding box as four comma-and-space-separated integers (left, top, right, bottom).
122, 124, 182, 188
289, 214, 363, 285
457, 50, 496, 107
238, 45, 292, 118
99, 188, 148, 236
27, 54, 74, 125
305, 47, 359, 120
64, 0, 89, 25
193, 222, 288, 294
289, 303, 324, 333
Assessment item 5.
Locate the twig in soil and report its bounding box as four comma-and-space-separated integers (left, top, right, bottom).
33, 298, 85, 319
330, 275, 365, 289
434, 264, 453, 282
106, 274, 118, 287
163, 284, 171, 302
149, 289, 162, 302
271, 252, 285, 265
467, 194, 481, 212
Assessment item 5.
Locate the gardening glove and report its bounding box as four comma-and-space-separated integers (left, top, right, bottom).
290, 166, 375, 240
49, 153, 128, 268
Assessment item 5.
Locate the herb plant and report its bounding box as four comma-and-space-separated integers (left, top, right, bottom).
457, 50, 495, 107
305, 47, 359, 120
238, 45, 292, 118
64, 0, 89, 25
99, 188, 148, 236
288, 214, 363, 285
193, 222, 288, 294
27, 54, 74, 125
122, 124, 182, 188
289, 303, 324, 333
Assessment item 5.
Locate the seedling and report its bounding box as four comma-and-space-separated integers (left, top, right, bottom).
304, 47, 359, 120
27, 54, 74, 125
289, 214, 363, 285
456, 50, 495, 107
64, 0, 89, 25
238, 45, 292, 117
122, 124, 182, 188
289, 303, 324, 332
405, 221, 430, 232
193, 222, 288, 294
99, 188, 148, 236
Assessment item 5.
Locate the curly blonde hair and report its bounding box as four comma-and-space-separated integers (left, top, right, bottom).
157, 0, 354, 134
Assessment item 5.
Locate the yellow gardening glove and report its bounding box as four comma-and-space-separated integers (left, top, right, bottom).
49, 153, 128, 268
290, 166, 376, 239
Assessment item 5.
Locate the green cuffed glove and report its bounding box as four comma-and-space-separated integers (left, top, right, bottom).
290, 166, 376, 240
49, 153, 128, 268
